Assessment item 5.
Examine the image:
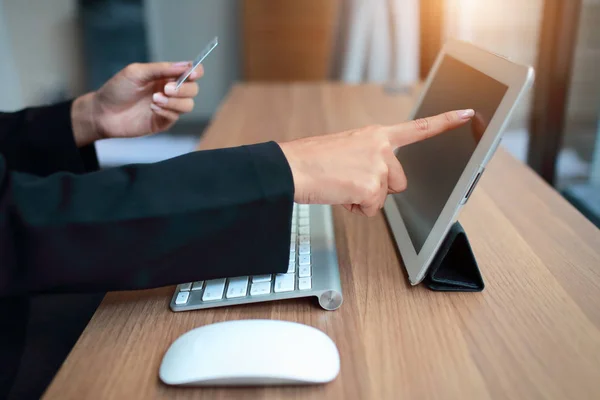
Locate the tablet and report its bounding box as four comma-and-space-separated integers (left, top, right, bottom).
383, 39, 534, 285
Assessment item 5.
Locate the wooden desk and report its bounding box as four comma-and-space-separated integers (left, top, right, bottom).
44, 84, 600, 399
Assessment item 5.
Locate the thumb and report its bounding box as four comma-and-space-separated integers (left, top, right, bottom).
123, 62, 191, 83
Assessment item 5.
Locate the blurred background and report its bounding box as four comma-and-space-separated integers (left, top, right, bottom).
0, 0, 598, 227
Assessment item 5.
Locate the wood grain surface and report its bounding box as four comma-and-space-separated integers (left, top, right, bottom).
241, 0, 339, 81
43, 84, 600, 400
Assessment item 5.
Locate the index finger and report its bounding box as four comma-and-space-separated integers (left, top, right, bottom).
127, 61, 192, 83
387, 109, 475, 148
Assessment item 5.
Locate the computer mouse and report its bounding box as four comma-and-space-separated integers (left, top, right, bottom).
159, 319, 340, 386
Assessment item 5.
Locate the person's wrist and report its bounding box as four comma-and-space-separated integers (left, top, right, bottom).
279, 141, 311, 204
71, 92, 101, 147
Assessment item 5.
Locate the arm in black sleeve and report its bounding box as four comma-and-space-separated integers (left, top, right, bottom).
0, 100, 99, 176
1, 100, 101, 396
0, 141, 294, 297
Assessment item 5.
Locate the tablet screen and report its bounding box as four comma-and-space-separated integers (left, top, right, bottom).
392, 55, 508, 253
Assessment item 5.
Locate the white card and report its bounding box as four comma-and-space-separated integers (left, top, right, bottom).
175, 36, 218, 89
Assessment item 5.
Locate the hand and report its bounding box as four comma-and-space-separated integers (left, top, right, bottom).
71, 62, 203, 146
278, 109, 475, 217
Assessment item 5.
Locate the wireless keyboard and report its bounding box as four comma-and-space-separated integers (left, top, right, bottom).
170, 204, 343, 311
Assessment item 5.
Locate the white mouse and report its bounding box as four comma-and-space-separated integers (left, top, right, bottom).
159, 319, 340, 386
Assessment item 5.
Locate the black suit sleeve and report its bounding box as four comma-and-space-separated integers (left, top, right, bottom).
0, 101, 99, 176
0, 104, 294, 297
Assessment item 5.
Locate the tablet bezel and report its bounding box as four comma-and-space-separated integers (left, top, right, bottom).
383, 39, 534, 285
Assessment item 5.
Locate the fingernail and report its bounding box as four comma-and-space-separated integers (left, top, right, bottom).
164, 82, 178, 95
172, 61, 190, 67
150, 103, 162, 112
458, 109, 475, 119
153, 93, 168, 105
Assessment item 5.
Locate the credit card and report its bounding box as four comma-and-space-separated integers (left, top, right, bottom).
175, 36, 218, 90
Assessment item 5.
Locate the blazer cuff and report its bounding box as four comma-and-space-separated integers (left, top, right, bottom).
21, 100, 99, 175
244, 141, 294, 199
244, 141, 295, 273
79, 143, 100, 172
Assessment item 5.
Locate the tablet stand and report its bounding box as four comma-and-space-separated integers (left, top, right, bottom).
424, 222, 485, 292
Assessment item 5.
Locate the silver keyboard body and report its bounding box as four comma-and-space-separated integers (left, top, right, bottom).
170, 204, 343, 311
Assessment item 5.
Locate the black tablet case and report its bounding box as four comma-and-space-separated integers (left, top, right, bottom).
424, 221, 485, 292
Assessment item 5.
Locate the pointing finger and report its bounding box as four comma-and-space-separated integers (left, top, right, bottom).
387, 109, 475, 148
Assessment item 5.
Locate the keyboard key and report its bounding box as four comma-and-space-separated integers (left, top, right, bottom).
226, 277, 249, 298
202, 279, 226, 301
287, 261, 296, 274
298, 277, 312, 290
252, 274, 271, 283
250, 281, 271, 296
299, 217, 310, 226
289, 253, 295, 263
175, 291, 190, 305
299, 244, 310, 255
299, 254, 311, 266
290, 242, 296, 252
299, 226, 310, 235
291, 225, 297, 234
191, 281, 204, 291
274, 274, 295, 292
299, 235, 310, 245
179, 282, 192, 291
293, 203, 298, 212
299, 204, 310, 212
299, 209, 310, 218
299, 264, 311, 278
290, 233, 297, 243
